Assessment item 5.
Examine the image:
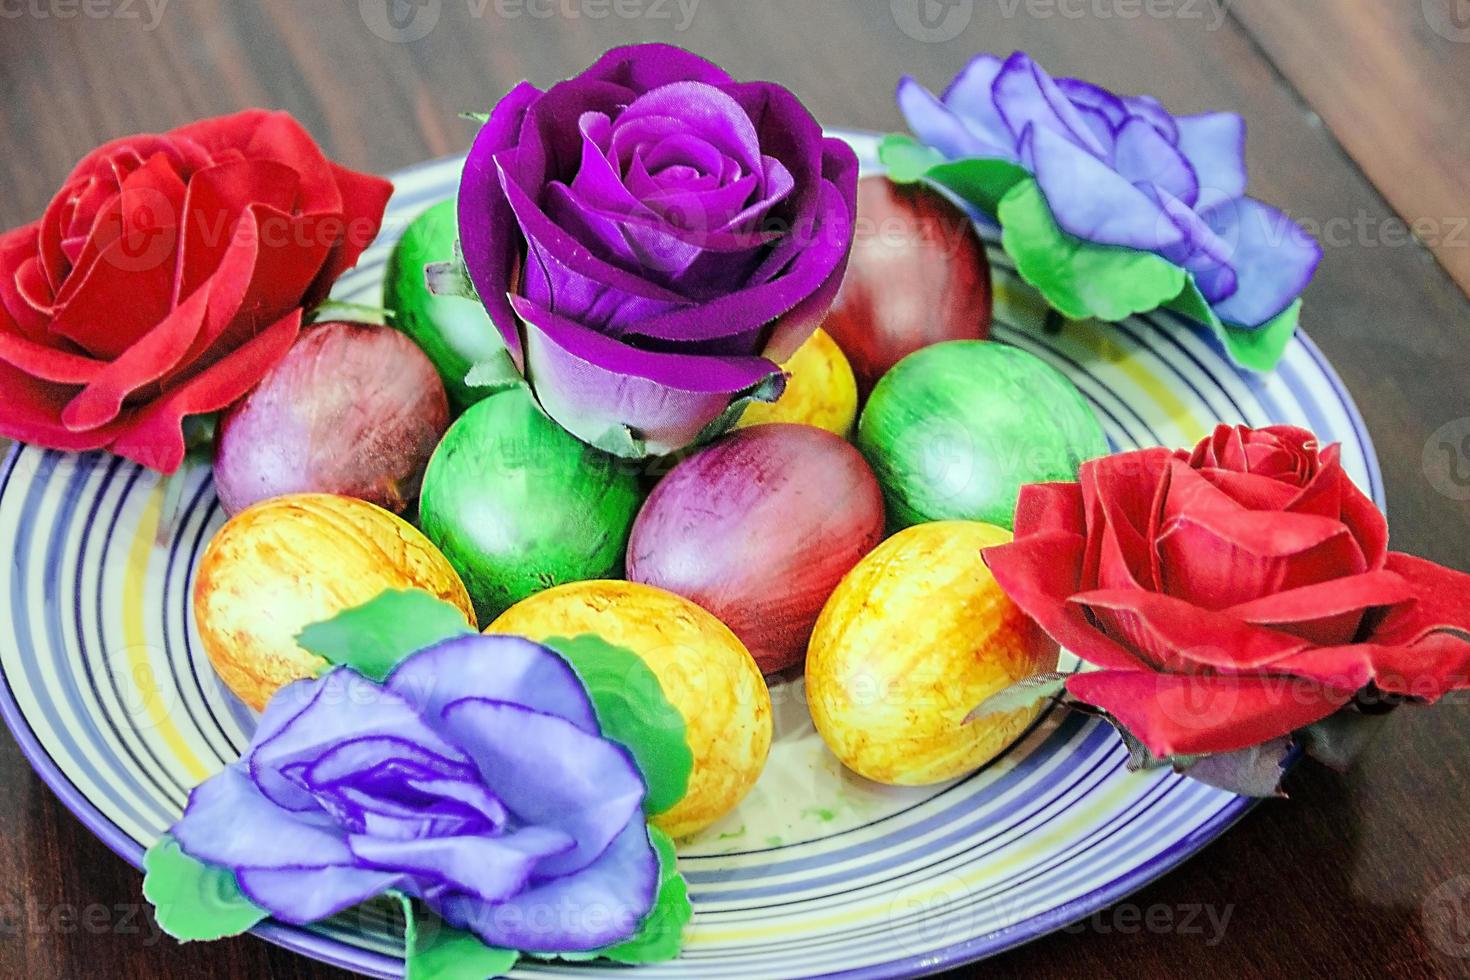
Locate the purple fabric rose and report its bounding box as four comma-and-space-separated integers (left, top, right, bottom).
458, 43, 858, 456
170, 634, 659, 952
898, 52, 1321, 329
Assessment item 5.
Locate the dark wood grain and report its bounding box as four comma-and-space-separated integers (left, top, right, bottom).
1228, 0, 1470, 297
2, 2, 1469, 978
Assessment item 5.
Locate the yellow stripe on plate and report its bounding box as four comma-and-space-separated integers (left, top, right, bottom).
125, 485, 211, 783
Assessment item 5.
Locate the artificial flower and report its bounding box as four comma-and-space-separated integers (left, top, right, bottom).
169, 634, 663, 952
456, 43, 858, 456
984, 425, 1470, 759
0, 110, 392, 472
889, 52, 1322, 371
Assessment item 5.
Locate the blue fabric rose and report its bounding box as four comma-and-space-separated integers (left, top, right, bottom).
170, 634, 660, 953
896, 51, 1322, 351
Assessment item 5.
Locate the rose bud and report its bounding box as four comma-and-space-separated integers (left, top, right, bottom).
212, 321, 450, 515
823, 176, 992, 399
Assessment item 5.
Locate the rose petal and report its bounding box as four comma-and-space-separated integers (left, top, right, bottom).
303, 160, 392, 306
1013, 481, 1086, 538
349, 826, 574, 904
1199, 196, 1322, 329
616, 82, 763, 176
0, 358, 127, 452
1122, 95, 1179, 144
982, 530, 1144, 672
436, 698, 646, 880
625, 151, 855, 348
513, 294, 782, 455
1224, 569, 1416, 646
993, 52, 1108, 157
1156, 505, 1367, 611
1147, 184, 1238, 303
49, 153, 186, 359
386, 634, 601, 735
173, 765, 353, 871
1371, 553, 1470, 647
1070, 587, 1313, 674
236, 865, 402, 925
459, 80, 545, 367
1113, 117, 1199, 208
175, 158, 300, 300
897, 76, 1005, 161
438, 818, 659, 953
759, 138, 859, 362
579, 42, 734, 91
0, 327, 107, 384
104, 306, 301, 473
1351, 631, 1470, 701
59, 276, 210, 432
1055, 77, 1129, 128
1028, 124, 1183, 253
249, 669, 468, 812
1175, 112, 1248, 200
1066, 670, 1350, 757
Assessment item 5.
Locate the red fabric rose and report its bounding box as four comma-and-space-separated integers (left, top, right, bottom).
0, 110, 392, 472
985, 424, 1470, 757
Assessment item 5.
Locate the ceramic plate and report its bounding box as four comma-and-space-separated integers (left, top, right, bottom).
0, 131, 1383, 979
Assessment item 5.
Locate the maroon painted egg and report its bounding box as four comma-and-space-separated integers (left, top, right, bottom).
627, 424, 885, 674
213, 321, 450, 515
823, 176, 992, 399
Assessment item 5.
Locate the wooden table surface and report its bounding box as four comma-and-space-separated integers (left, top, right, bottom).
3, 1, 1469, 977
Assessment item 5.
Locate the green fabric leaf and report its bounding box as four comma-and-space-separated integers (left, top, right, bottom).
142, 834, 269, 942
587, 422, 648, 458
1164, 280, 1299, 373
424, 259, 479, 301
997, 178, 1187, 323
924, 158, 1030, 218
399, 894, 519, 980
1220, 301, 1301, 373
541, 635, 692, 817
296, 589, 475, 682
964, 672, 1068, 724
879, 134, 1028, 217
691, 371, 786, 450
530, 825, 691, 965
309, 300, 391, 326
878, 133, 947, 183
462, 359, 524, 393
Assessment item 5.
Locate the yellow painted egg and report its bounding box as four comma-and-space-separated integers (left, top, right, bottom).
806, 521, 1059, 786
194, 493, 476, 711
487, 580, 772, 839
738, 328, 858, 437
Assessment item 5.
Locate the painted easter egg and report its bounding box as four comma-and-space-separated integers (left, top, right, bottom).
806, 521, 1059, 786
418, 386, 643, 621
487, 580, 772, 839
383, 197, 517, 412
212, 321, 450, 516
823, 177, 992, 399
627, 424, 884, 674
193, 493, 476, 711
858, 340, 1107, 530
736, 328, 858, 437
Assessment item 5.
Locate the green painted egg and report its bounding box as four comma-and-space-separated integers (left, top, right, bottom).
383, 198, 517, 412
857, 340, 1108, 530
418, 386, 642, 620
